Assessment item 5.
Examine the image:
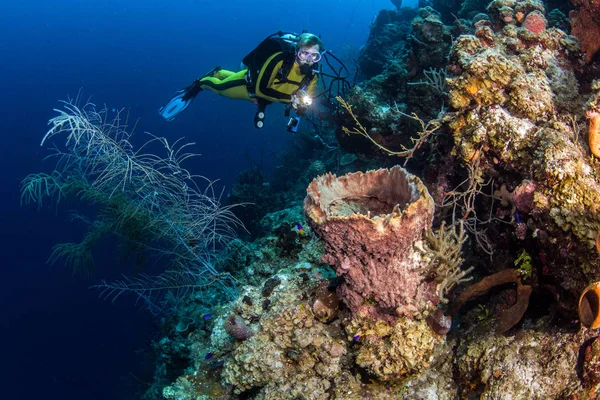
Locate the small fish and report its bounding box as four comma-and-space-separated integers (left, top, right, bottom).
202, 313, 211, 320
296, 222, 306, 236
353, 335, 361, 341
205, 352, 214, 360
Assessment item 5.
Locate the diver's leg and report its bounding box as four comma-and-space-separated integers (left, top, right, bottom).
158, 68, 249, 121
213, 69, 235, 80
198, 69, 253, 101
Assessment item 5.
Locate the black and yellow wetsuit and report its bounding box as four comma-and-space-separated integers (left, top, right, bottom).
196, 52, 318, 105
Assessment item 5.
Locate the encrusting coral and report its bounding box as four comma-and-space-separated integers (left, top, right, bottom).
345, 314, 444, 381
456, 326, 587, 398
570, 0, 600, 63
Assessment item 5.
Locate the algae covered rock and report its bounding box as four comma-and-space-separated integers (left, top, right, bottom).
456, 327, 586, 398
345, 314, 444, 381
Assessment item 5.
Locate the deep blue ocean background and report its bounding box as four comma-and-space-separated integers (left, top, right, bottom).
1, 1, 416, 398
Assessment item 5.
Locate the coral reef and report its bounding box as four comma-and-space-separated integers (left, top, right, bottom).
222, 299, 348, 396
163, 368, 229, 400
338, 7, 454, 160
444, 0, 600, 296
226, 165, 284, 238
357, 8, 417, 79
410, 7, 453, 69
220, 205, 324, 289
582, 336, 600, 394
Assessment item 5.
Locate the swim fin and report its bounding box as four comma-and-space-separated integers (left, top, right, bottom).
159, 67, 224, 121
158, 80, 203, 121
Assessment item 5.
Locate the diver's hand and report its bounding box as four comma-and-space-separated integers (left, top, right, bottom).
291, 90, 312, 114
291, 94, 302, 111
291, 96, 305, 116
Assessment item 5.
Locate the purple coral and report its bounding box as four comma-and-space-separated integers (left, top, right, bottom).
512, 180, 536, 214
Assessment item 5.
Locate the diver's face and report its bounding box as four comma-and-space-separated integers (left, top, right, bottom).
297, 45, 321, 66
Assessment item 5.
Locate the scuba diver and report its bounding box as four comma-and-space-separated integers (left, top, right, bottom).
159, 32, 324, 130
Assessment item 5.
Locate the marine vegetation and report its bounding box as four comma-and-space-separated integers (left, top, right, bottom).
21, 99, 244, 310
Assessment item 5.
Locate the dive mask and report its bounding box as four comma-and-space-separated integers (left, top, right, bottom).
297, 49, 322, 63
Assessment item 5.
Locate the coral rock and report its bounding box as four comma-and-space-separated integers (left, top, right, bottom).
312, 282, 340, 323
426, 309, 452, 335
522, 10, 546, 34
457, 327, 585, 398
224, 315, 253, 340
583, 337, 600, 389
512, 180, 536, 214
347, 315, 443, 380
570, 0, 600, 63
222, 301, 350, 397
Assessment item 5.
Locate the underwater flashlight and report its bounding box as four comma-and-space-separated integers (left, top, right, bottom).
297, 89, 312, 107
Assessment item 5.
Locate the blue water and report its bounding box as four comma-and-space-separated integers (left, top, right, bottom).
1, 0, 416, 398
